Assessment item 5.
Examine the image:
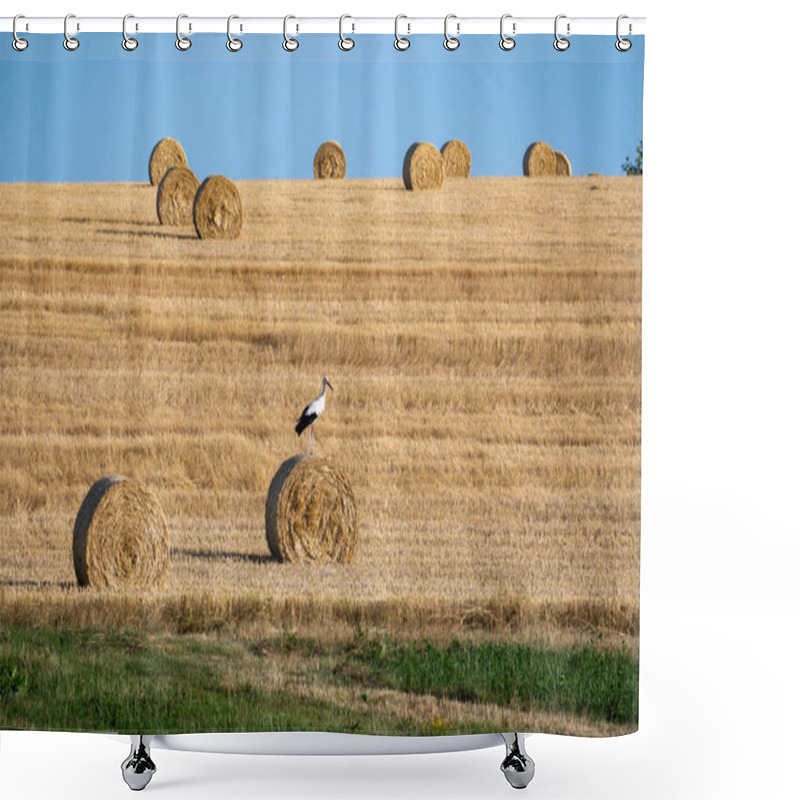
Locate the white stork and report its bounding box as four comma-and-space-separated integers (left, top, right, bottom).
295, 376, 333, 454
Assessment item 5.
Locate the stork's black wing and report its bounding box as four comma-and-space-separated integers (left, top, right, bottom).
295, 407, 318, 436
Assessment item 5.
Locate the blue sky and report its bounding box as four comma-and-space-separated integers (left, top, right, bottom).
0, 33, 643, 182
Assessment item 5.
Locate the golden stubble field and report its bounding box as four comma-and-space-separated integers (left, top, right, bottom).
0, 176, 641, 647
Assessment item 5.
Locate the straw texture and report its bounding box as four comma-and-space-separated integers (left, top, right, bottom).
440, 140, 471, 178
555, 151, 572, 177
72, 476, 169, 589
314, 141, 347, 179
265, 455, 359, 564
148, 138, 188, 187
523, 141, 557, 177
193, 175, 243, 240
157, 166, 200, 227
403, 143, 445, 190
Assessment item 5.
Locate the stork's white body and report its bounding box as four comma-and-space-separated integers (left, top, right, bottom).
303, 391, 326, 423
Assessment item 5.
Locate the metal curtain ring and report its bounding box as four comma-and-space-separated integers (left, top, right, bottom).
499, 14, 515, 51
122, 14, 138, 51
63, 13, 79, 51
444, 14, 460, 51
394, 14, 410, 51
554, 14, 570, 51
227, 15, 243, 51
283, 15, 299, 51
12, 14, 29, 51
339, 14, 354, 51
176, 14, 191, 51
616, 15, 632, 51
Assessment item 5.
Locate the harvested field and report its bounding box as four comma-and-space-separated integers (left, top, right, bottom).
0, 177, 641, 733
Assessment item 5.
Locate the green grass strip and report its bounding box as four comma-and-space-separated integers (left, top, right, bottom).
342, 635, 638, 725
0, 627, 400, 734
0, 627, 637, 732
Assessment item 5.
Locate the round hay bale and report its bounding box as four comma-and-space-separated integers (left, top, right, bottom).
157, 166, 200, 227
440, 140, 471, 178
314, 141, 347, 180
148, 138, 188, 187
265, 455, 358, 564
193, 175, 243, 240
72, 476, 169, 589
402, 142, 444, 191
554, 150, 572, 177
523, 141, 557, 177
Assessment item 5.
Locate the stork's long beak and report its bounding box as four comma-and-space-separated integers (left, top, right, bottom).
326, 379, 334, 392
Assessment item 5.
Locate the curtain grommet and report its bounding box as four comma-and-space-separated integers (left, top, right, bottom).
226, 15, 243, 52
12, 15, 29, 51
339, 14, 355, 51
394, 15, 410, 51
176, 14, 192, 51
499, 14, 516, 51
64, 13, 80, 51
122, 14, 138, 51
283, 15, 299, 52
616, 15, 632, 51
554, 14, 570, 51
444, 14, 460, 51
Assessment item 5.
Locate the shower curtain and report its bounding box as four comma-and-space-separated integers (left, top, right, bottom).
0, 24, 644, 739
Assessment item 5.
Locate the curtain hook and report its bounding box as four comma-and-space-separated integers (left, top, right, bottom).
283, 15, 299, 51
12, 14, 29, 51
616, 15, 632, 51
394, 14, 410, 51
227, 15, 243, 51
176, 14, 191, 51
122, 14, 138, 51
554, 14, 570, 51
63, 13, 80, 51
499, 14, 516, 51
444, 14, 460, 51
339, 14, 355, 51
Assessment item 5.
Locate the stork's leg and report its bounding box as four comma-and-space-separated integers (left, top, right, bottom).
309, 426, 314, 455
